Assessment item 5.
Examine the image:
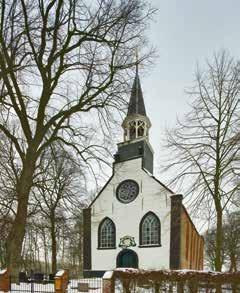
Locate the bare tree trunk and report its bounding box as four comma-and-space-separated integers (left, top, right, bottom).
42, 230, 49, 274
6, 152, 36, 276
6, 200, 27, 275
50, 217, 57, 274
230, 254, 237, 272
61, 234, 65, 266
215, 200, 223, 271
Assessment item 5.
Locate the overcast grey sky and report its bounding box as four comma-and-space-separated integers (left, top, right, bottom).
140, 0, 240, 181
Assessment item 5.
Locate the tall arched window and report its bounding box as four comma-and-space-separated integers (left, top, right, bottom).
140, 212, 161, 246
98, 217, 116, 249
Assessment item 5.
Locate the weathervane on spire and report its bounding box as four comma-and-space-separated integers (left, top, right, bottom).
135, 48, 139, 75
121, 47, 151, 143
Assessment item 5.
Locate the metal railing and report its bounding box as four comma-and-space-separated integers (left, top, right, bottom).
10, 276, 55, 293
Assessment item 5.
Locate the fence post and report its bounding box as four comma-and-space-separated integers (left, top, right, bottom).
122, 279, 131, 293
177, 281, 184, 293
102, 271, 114, 293
0, 269, 10, 292
188, 281, 198, 293
55, 270, 69, 293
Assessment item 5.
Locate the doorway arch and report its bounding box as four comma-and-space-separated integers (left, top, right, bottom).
116, 249, 138, 268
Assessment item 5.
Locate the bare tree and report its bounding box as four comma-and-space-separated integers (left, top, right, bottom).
224, 211, 240, 272
0, 214, 12, 267
57, 213, 84, 277
205, 211, 240, 272
165, 51, 240, 271
33, 145, 85, 274
204, 228, 226, 271
0, 0, 155, 273
0, 134, 18, 267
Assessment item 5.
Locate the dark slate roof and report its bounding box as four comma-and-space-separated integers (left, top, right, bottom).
127, 69, 146, 116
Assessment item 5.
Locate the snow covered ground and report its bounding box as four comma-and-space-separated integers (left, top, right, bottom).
69, 278, 102, 292
0, 278, 155, 293
0, 278, 103, 293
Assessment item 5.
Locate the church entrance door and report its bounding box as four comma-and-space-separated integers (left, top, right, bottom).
116, 249, 138, 268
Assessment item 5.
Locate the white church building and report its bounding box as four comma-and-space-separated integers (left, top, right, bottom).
83, 68, 204, 278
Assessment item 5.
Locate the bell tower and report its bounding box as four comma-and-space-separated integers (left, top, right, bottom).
114, 65, 154, 174
122, 64, 152, 142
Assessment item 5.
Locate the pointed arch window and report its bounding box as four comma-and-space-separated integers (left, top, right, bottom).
98, 217, 116, 249
137, 120, 145, 137
140, 212, 161, 246
129, 121, 137, 140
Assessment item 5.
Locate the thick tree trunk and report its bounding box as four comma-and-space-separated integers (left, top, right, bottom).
6, 150, 36, 277
6, 197, 29, 276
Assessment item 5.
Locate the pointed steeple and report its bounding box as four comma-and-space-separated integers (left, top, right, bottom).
127, 65, 147, 117
116, 60, 154, 174
121, 63, 151, 143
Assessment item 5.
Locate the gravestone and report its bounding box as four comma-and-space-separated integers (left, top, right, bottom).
78, 282, 89, 292
49, 273, 55, 281
33, 273, 44, 282
19, 272, 28, 283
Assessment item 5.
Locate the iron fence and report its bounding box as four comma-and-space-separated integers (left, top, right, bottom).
9, 276, 102, 293
10, 276, 55, 293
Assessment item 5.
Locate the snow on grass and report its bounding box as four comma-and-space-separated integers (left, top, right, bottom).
69, 278, 102, 292
0, 279, 103, 293
3, 282, 55, 293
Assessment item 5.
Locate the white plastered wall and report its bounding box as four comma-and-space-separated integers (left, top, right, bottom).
91, 157, 172, 271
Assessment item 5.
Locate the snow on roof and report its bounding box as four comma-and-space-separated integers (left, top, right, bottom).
103, 271, 114, 279
55, 270, 65, 277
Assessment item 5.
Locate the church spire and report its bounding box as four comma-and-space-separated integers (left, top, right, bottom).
122, 61, 151, 142
127, 65, 147, 117
115, 58, 154, 174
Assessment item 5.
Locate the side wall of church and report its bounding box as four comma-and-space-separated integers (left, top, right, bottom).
90, 158, 172, 271
180, 208, 204, 270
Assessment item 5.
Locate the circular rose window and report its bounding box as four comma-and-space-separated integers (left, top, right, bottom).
116, 180, 139, 203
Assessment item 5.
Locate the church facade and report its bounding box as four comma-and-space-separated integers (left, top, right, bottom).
83, 69, 204, 278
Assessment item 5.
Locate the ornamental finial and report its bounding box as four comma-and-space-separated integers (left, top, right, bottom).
135, 48, 139, 75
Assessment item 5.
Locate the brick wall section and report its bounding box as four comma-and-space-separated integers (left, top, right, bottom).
180, 207, 204, 269
170, 194, 183, 269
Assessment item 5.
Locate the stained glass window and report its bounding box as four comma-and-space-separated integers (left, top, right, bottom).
116, 180, 139, 204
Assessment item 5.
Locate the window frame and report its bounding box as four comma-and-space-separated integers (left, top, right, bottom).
139, 211, 161, 248
116, 179, 139, 204
98, 217, 116, 250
